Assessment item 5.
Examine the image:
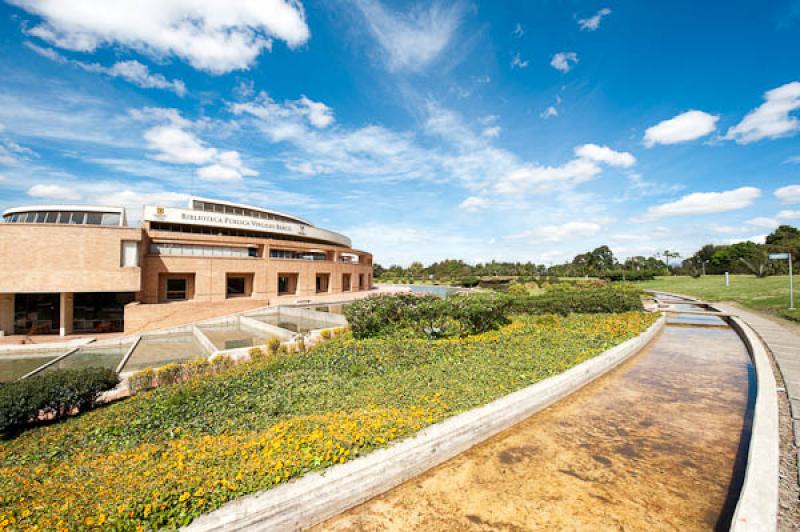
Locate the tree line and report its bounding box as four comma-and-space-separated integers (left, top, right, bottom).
374, 224, 800, 283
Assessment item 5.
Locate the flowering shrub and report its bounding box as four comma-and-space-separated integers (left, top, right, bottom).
0, 311, 656, 529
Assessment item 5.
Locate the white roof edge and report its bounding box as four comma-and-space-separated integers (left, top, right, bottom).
2, 205, 126, 216
189, 196, 313, 227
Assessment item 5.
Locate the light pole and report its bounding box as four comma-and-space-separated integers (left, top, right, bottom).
702, 260, 709, 276
768, 252, 795, 310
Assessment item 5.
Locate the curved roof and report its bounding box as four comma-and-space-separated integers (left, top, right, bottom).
190, 196, 312, 226
2, 204, 125, 216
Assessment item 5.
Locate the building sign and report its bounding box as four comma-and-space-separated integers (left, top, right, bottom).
769, 253, 789, 260
143, 206, 351, 247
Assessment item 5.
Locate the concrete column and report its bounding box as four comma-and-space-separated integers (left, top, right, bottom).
60, 292, 73, 337
0, 294, 13, 336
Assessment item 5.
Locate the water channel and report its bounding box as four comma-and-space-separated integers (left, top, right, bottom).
319, 297, 755, 531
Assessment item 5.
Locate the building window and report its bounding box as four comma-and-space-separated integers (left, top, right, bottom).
101, 213, 121, 226
316, 273, 330, 294
149, 243, 255, 258
121, 241, 140, 267
166, 279, 187, 301
358, 274, 364, 290
226, 276, 247, 298
270, 249, 327, 261
342, 273, 351, 292
86, 212, 103, 225
278, 273, 298, 296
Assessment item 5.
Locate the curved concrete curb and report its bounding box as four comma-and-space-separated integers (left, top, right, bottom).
185, 314, 665, 532
726, 316, 779, 532
645, 290, 778, 531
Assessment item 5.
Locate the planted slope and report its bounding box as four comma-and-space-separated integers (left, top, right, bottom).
0, 312, 656, 529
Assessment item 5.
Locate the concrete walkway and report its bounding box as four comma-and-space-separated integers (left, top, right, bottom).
715, 303, 800, 481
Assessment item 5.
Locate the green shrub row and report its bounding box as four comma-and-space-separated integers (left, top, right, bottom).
345, 292, 510, 339
598, 269, 658, 282
0, 367, 118, 436
510, 285, 643, 315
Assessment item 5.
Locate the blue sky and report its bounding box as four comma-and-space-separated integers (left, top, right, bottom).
0, 1, 798, 266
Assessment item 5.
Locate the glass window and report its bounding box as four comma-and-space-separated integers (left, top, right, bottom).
278, 275, 290, 295
56, 212, 70, 224
166, 278, 187, 301
227, 276, 246, 297
69, 212, 85, 224
8, 214, 18, 223
101, 213, 121, 226
44, 212, 58, 223
248, 247, 258, 258
121, 241, 139, 267
86, 212, 103, 225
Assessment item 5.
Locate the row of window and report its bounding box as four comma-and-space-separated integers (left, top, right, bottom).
150, 243, 258, 258
149, 221, 336, 246
3, 210, 122, 226
269, 249, 328, 261
192, 200, 304, 225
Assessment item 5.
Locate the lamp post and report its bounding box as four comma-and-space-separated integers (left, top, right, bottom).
768, 252, 795, 310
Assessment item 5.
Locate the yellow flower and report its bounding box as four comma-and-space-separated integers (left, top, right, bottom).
179, 492, 191, 502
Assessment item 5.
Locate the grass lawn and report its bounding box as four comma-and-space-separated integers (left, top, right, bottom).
637, 275, 799, 322
0, 312, 655, 530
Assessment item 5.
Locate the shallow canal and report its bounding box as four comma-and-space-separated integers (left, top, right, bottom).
319, 301, 755, 531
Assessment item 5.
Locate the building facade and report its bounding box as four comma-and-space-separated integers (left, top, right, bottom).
0, 197, 372, 336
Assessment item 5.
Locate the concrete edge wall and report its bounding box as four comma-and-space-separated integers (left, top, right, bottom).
646, 290, 779, 532
184, 314, 666, 532
724, 315, 780, 531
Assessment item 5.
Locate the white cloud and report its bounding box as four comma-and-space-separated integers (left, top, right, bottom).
196, 164, 243, 182
746, 216, 779, 229
578, 7, 611, 31
509, 221, 603, 242
296, 96, 334, 128
27, 183, 82, 200
777, 209, 800, 220
354, 0, 464, 72
642, 186, 761, 219
105, 60, 186, 96
540, 106, 559, 119
0, 174, 6, 182
512, 23, 524, 37
495, 158, 602, 195
11, 0, 310, 74
26, 42, 187, 95
775, 184, 800, 204
574, 144, 636, 167
643, 110, 719, 147
725, 81, 800, 144
481, 126, 501, 138
511, 53, 528, 69
142, 110, 257, 181
144, 125, 216, 165
550, 52, 578, 73
459, 196, 490, 211
28, 45, 185, 96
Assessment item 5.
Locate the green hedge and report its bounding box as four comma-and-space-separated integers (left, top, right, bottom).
510, 285, 643, 315
0, 367, 119, 436
599, 270, 657, 282
345, 292, 510, 339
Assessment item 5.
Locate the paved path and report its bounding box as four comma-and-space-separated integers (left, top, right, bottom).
715, 303, 800, 477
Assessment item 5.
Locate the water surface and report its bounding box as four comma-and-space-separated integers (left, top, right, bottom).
320, 312, 754, 531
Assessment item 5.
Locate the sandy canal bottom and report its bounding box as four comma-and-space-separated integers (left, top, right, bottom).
317, 323, 754, 532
